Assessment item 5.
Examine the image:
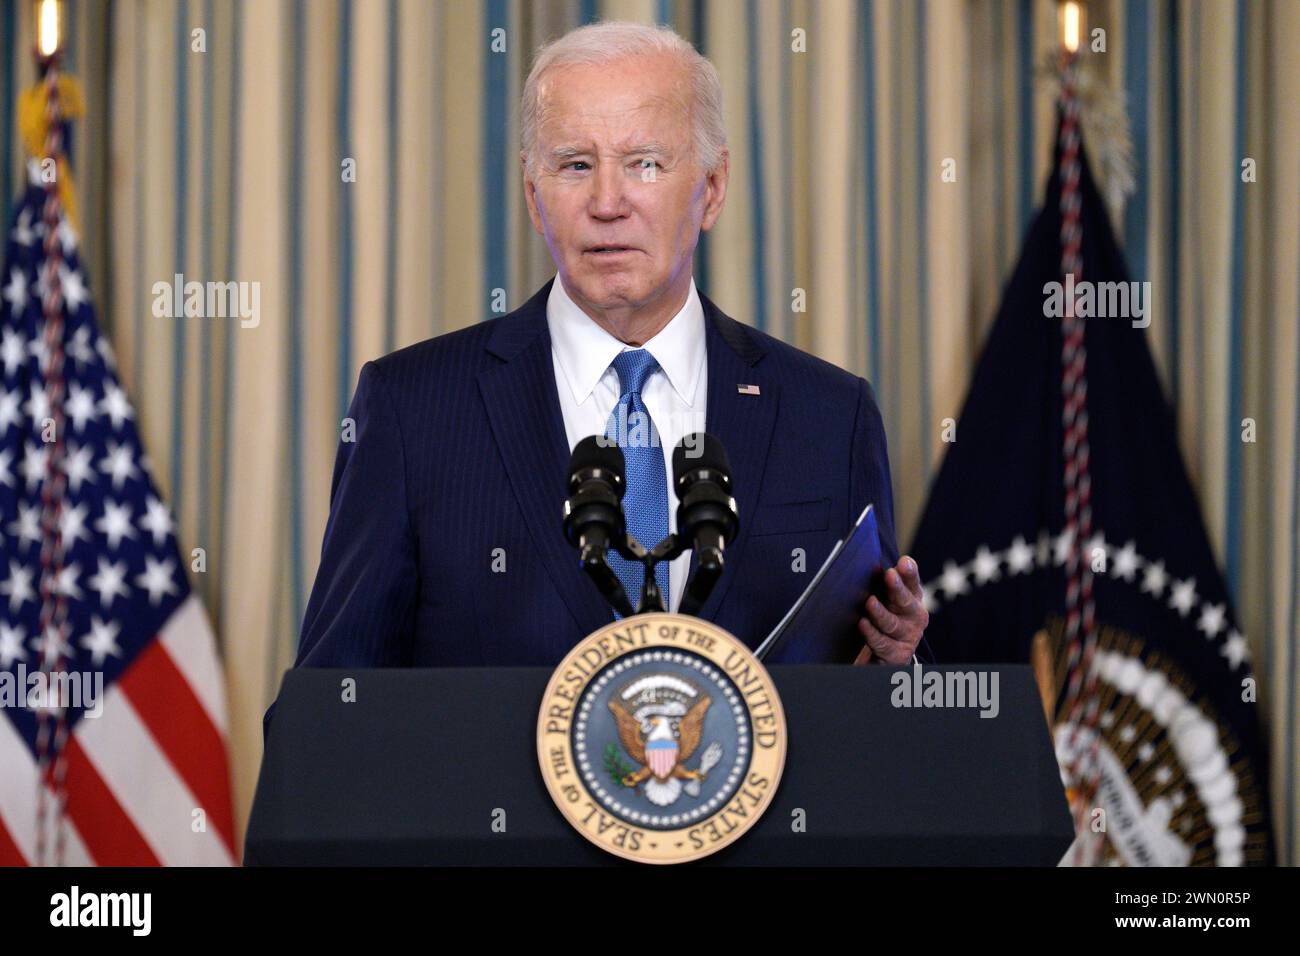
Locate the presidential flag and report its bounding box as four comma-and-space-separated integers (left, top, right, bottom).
909, 91, 1273, 865
0, 71, 235, 865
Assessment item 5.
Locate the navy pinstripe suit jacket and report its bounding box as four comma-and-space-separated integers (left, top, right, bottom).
292, 277, 899, 669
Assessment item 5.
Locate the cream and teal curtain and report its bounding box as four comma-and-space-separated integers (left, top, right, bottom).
3, 0, 1295, 862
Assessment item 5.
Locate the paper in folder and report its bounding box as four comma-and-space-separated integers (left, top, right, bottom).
754, 503, 885, 664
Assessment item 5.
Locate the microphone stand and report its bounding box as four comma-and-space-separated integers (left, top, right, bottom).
577, 539, 637, 618
607, 532, 704, 616
578, 519, 728, 618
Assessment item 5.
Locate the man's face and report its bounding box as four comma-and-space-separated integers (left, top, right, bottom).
522, 52, 728, 320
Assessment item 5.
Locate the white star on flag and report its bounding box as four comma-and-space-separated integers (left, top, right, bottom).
1197, 602, 1227, 638
56, 219, 78, 254
62, 442, 96, 492
135, 556, 179, 606
7, 502, 42, 546
67, 325, 96, 368
98, 382, 135, 429
79, 616, 123, 666
55, 563, 83, 601
27, 333, 50, 374
0, 623, 27, 667
20, 441, 47, 491
59, 265, 89, 312
1004, 535, 1035, 575
0, 560, 36, 612
971, 546, 1001, 584
9, 208, 35, 246
1140, 559, 1168, 597
939, 560, 970, 599
1053, 528, 1075, 566
1168, 577, 1198, 617
23, 383, 50, 428
33, 263, 50, 307
58, 501, 92, 548
94, 499, 137, 550
1111, 540, 1141, 581
1221, 631, 1250, 670
0, 389, 20, 433
139, 496, 175, 547
2, 267, 27, 313
64, 382, 98, 431
0, 329, 24, 375
87, 557, 132, 610
99, 440, 139, 488
95, 332, 118, 369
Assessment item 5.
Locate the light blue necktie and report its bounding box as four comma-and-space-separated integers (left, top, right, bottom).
605, 349, 669, 615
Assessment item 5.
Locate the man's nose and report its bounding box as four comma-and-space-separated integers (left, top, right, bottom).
587, 162, 628, 220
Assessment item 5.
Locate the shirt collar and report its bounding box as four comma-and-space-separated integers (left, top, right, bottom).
547, 273, 706, 407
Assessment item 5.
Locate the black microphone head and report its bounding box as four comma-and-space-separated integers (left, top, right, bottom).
673, 432, 730, 490
569, 435, 625, 495
674, 434, 739, 611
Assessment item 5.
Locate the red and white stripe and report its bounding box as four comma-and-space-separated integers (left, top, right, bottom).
0, 595, 236, 866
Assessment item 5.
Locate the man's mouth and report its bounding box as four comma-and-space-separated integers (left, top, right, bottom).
585, 246, 638, 256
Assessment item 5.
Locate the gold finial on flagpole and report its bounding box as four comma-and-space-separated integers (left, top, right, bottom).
1058, 1, 1084, 56
35, 0, 64, 62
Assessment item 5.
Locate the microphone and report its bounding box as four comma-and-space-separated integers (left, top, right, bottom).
673, 433, 739, 616
563, 436, 635, 617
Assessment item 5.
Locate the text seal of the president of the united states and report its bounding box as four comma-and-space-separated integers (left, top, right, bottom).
537, 613, 786, 863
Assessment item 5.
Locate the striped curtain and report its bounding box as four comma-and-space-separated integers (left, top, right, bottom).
3, 0, 1295, 863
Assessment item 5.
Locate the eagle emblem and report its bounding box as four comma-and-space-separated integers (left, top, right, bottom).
606, 674, 724, 807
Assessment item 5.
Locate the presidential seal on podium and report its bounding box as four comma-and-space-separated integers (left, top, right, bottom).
537, 613, 786, 864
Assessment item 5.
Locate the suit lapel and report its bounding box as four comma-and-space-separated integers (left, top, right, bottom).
478, 281, 775, 632
688, 294, 779, 621
477, 279, 615, 637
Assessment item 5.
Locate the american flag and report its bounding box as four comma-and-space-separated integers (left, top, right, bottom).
0, 148, 236, 865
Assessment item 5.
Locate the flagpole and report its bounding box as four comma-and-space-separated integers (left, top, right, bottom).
30, 0, 72, 869
1052, 0, 1106, 867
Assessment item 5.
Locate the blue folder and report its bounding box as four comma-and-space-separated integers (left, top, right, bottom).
754, 503, 884, 664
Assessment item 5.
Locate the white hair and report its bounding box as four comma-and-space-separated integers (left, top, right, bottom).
520, 20, 727, 178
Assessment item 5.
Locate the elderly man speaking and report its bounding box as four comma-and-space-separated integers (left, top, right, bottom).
292, 21, 928, 673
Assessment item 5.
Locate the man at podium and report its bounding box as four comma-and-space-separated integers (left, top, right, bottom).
291, 21, 927, 677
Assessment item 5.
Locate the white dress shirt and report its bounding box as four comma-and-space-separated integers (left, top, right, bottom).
547, 274, 708, 614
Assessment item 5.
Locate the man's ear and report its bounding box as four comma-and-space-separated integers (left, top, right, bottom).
699, 146, 730, 233
521, 151, 544, 235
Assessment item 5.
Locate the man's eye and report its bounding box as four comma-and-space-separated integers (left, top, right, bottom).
635, 160, 663, 170
562, 161, 590, 171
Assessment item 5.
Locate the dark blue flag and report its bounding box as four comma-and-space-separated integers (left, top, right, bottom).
909, 117, 1273, 867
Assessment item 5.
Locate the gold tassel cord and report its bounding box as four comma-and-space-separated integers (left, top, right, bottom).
17, 73, 85, 231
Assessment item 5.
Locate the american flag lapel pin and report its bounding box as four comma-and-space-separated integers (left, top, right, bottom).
737, 384, 761, 396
